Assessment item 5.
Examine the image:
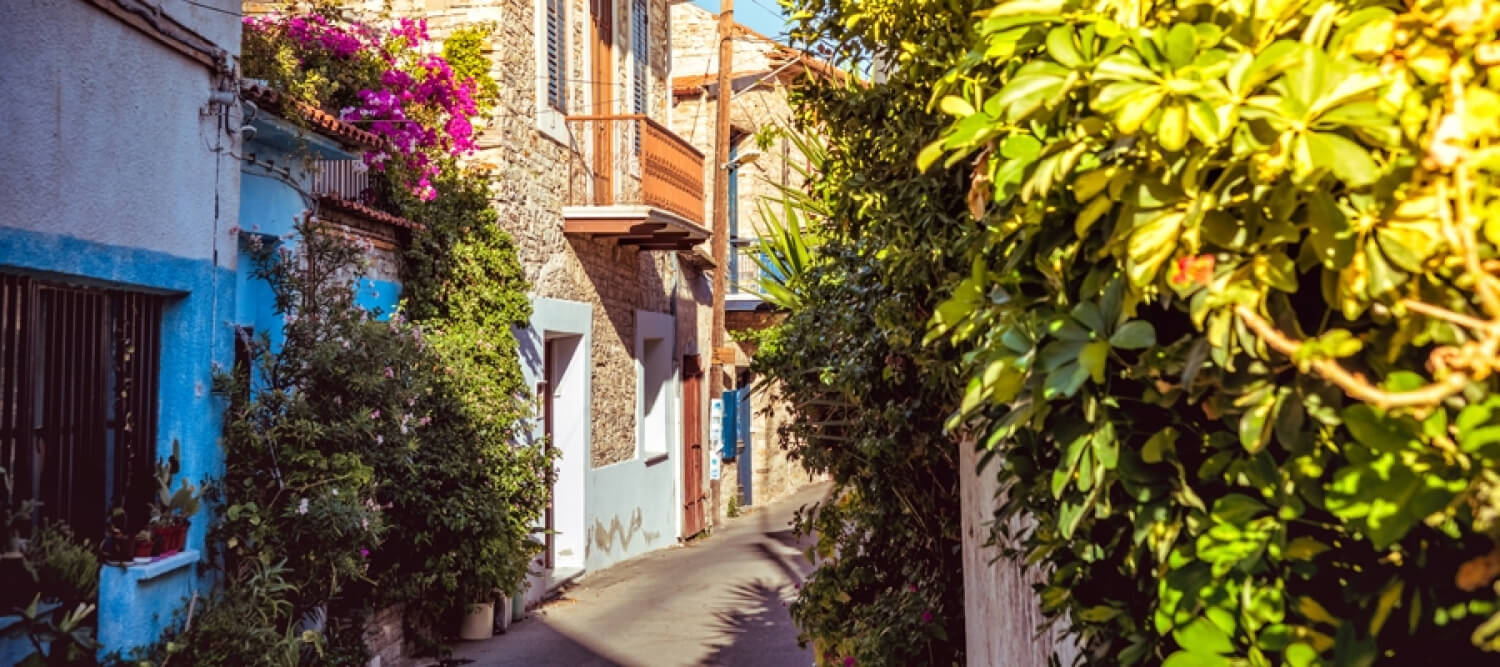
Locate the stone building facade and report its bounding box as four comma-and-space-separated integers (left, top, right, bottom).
328, 0, 716, 601
669, 4, 826, 520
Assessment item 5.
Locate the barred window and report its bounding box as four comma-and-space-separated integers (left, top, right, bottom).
0, 273, 162, 536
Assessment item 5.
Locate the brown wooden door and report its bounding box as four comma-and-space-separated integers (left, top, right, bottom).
590, 0, 614, 204
682, 355, 705, 538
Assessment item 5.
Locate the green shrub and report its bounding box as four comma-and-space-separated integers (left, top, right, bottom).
391, 160, 548, 652
911, 0, 1500, 663
749, 2, 987, 662
13, 523, 101, 665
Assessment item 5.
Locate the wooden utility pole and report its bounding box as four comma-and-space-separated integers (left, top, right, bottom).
708, 0, 735, 524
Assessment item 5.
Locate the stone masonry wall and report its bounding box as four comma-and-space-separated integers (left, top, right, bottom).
667, 2, 775, 79
350, 0, 701, 469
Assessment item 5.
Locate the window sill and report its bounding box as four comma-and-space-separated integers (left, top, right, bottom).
104, 549, 200, 584
644, 452, 669, 467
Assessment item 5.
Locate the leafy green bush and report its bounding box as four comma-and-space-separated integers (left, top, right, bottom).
14, 523, 100, 666
392, 160, 548, 650
210, 8, 545, 661
135, 559, 314, 667
212, 217, 410, 662
748, 2, 990, 662
908, 0, 1500, 663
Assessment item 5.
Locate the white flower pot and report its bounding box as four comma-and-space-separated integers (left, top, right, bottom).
495, 595, 514, 633
459, 602, 494, 641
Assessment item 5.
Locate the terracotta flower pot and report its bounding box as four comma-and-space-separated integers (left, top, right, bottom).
133, 536, 154, 562
152, 526, 176, 557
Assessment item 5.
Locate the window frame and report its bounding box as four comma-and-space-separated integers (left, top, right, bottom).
630, 0, 649, 156
0, 273, 163, 536
535, 0, 572, 144
634, 310, 675, 461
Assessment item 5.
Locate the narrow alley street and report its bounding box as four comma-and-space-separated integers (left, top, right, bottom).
449, 482, 831, 667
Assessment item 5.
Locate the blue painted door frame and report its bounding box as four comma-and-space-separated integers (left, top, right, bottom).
736, 383, 752, 505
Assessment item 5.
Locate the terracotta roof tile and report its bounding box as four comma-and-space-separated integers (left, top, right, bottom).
317, 194, 423, 231
241, 82, 385, 151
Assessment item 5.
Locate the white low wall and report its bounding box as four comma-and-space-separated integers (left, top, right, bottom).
960, 438, 1082, 667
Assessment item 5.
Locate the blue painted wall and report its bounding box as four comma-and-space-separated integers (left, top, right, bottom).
236, 118, 404, 334
0, 225, 235, 661
0, 115, 404, 661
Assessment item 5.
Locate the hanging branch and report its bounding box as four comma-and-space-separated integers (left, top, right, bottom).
1235, 305, 1472, 410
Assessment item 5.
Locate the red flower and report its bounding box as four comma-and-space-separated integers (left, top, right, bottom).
1169, 254, 1215, 288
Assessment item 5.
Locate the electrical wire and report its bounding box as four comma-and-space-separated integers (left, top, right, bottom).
178, 0, 244, 17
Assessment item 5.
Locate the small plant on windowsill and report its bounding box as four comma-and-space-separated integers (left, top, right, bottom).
146, 440, 201, 559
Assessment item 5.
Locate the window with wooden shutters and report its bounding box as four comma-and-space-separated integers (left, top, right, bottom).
0, 273, 162, 536
631, 0, 648, 153
546, 0, 567, 111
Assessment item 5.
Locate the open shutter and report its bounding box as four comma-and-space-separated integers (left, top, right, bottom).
632, 0, 647, 152
546, 0, 567, 111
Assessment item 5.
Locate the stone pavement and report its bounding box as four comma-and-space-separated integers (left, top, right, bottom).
447, 482, 833, 667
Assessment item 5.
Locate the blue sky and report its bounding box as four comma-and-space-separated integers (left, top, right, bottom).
692, 0, 789, 42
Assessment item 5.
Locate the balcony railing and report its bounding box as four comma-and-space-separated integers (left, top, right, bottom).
565, 114, 707, 225
730, 239, 765, 295
308, 160, 421, 232
311, 159, 376, 203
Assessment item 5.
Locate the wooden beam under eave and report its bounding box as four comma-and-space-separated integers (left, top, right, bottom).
631, 242, 700, 251
563, 219, 663, 236
618, 232, 693, 245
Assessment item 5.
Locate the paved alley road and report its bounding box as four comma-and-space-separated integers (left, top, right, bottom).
448, 482, 831, 667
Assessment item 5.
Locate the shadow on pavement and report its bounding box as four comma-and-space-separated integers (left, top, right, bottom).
696, 579, 807, 667
429, 619, 626, 667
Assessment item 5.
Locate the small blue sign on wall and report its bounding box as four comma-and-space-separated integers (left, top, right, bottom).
720, 390, 738, 461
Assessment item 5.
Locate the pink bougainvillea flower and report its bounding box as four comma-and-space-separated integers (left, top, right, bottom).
922, 611, 933, 623
248, 12, 484, 200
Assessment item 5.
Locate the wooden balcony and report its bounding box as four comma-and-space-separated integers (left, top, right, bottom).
563, 115, 709, 251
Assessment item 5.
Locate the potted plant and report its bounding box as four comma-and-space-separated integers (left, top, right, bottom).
102, 507, 135, 564
146, 440, 201, 557
166, 478, 201, 553
132, 528, 154, 563
458, 596, 496, 641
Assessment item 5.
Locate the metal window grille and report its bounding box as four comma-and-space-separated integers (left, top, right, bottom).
547, 0, 567, 111
0, 273, 162, 536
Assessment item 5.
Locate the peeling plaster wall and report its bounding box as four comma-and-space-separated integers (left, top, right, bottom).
584, 454, 677, 571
